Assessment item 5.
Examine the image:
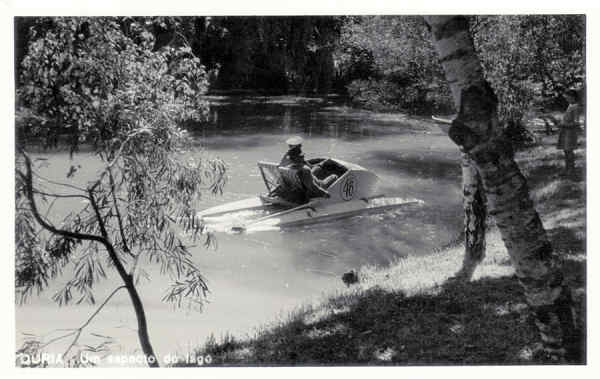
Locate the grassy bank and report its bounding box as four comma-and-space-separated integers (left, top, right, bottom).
177, 121, 586, 366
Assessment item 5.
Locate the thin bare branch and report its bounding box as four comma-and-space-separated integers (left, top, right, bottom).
130, 252, 142, 278
32, 172, 88, 193
43, 197, 59, 220
32, 190, 91, 200
108, 168, 134, 258
39, 331, 78, 350
63, 285, 126, 359
18, 151, 108, 246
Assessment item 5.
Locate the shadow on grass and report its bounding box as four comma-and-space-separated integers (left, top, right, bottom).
520, 144, 586, 190
183, 275, 584, 366
547, 226, 587, 291
548, 226, 585, 255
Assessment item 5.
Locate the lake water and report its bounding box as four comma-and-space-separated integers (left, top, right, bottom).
15, 96, 463, 366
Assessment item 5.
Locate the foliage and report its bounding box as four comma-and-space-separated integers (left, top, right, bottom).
184, 16, 344, 94
15, 190, 64, 300
17, 17, 210, 150
337, 15, 584, 118
15, 17, 228, 364
333, 44, 376, 85
471, 15, 585, 125
346, 79, 401, 112
337, 16, 454, 114
517, 15, 585, 105
15, 15, 584, 106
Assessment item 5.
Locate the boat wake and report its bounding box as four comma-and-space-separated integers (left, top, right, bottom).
201, 196, 423, 234
200, 209, 280, 234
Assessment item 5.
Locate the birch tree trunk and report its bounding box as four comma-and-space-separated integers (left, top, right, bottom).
456, 153, 486, 280
424, 16, 578, 360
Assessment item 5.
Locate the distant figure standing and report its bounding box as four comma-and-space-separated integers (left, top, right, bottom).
557, 89, 581, 178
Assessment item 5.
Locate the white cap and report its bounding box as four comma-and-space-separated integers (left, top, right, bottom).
285, 136, 303, 146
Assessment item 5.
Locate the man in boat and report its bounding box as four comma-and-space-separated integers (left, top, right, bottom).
277, 137, 338, 203
279, 136, 332, 179
279, 136, 307, 167
286, 152, 331, 202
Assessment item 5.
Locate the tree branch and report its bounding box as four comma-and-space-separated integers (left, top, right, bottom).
18, 151, 109, 246
108, 168, 134, 258
87, 188, 131, 283
32, 189, 91, 200
32, 172, 88, 193
43, 197, 59, 220
89, 189, 159, 366
62, 285, 126, 359
39, 331, 78, 350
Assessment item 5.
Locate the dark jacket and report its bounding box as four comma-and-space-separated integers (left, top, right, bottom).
293, 163, 329, 199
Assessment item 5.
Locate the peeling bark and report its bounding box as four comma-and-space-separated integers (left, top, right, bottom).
424, 15, 578, 360
455, 154, 486, 280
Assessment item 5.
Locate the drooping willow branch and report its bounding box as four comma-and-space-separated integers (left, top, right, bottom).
89, 127, 153, 193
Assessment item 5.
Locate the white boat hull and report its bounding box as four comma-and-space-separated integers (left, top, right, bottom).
197, 197, 276, 218
199, 196, 421, 231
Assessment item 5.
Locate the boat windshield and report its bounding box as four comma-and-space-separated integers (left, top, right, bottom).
258, 162, 281, 194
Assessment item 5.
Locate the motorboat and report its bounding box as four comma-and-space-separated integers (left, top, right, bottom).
197, 158, 422, 232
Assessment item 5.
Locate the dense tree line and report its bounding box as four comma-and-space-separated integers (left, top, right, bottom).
15, 15, 585, 116
15, 16, 343, 96
193, 16, 342, 93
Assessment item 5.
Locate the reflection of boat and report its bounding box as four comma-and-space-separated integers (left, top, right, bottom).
198, 158, 422, 232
